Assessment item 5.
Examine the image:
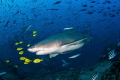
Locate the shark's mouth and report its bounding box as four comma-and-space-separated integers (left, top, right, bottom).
36, 50, 41, 54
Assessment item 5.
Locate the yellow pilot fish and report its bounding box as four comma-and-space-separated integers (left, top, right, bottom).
15, 41, 23, 45
15, 42, 19, 45
20, 57, 32, 64
24, 62, 29, 64
6, 60, 10, 63
19, 41, 23, 44
27, 44, 30, 47
25, 58, 32, 63
19, 51, 24, 54
33, 31, 38, 34
14, 65, 18, 67
17, 47, 23, 51
33, 58, 43, 63
20, 57, 26, 60
33, 34, 37, 37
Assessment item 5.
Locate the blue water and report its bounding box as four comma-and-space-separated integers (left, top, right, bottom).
0, 0, 120, 75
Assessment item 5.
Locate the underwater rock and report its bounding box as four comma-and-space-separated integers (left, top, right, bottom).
0, 59, 20, 80
101, 61, 120, 80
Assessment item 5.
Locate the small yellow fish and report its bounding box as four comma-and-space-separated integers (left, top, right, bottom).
17, 47, 23, 51
19, 51, 24, 54
33, 58, 43, 63
19, 41, 23, 44
14, 65, 18, 67
20, 57, 26, 60
15, 42, 19, 45
33, 31, 38, 34
27, 44, 30, 47
6, 60, 10, 63
24, 62, 29, 64
33, 34, 37, 37
25, 59, 32, 63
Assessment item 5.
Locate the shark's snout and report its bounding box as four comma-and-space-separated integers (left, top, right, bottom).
27, 48, 37, 52
36, 50, 46, 55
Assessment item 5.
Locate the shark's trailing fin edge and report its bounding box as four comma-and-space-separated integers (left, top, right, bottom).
49, 53, 59, 58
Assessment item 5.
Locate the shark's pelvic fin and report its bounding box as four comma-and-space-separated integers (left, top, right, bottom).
49, 53, 59, 58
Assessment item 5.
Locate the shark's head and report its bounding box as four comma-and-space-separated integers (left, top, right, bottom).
27, 43, 60, 55
28, 46, 47, 55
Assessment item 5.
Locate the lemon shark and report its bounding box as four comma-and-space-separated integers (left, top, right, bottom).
27, 30, 92, 58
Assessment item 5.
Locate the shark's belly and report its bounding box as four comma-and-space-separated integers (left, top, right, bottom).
36, 47, 59, 55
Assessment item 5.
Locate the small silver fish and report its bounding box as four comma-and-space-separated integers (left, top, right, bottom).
108, 50, 116, 60
24, 24, 32, 35
64, 27, 74, 30
68, 54, 80, 59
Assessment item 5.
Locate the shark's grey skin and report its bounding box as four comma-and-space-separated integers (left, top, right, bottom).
28, 30, 92, 58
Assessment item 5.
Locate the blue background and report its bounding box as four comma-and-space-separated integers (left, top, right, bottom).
0, 0, 120, 74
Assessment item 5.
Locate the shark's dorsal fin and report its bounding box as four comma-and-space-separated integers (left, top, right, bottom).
49, 53, 59, 58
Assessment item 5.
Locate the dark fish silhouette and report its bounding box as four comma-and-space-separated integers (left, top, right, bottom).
107, 7, 111, 9
90, 1, 96, 3
53, 1, 61, 5
97, 11, 102, 13
82, 4, 87, 7
110, 15, 115, 17
89, 6, 94, 8
106, 1, 111, 3
87, 11, 93, 14
80, 9, 86, 11
47, 9, 59, 10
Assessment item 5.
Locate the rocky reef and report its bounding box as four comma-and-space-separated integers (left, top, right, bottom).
0, 59, 20, 80
0, 46, 120, 80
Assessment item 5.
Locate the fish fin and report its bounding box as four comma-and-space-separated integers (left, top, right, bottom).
49, 53, 59, 58
62, 59, 69, 67
63, 38, 88, 46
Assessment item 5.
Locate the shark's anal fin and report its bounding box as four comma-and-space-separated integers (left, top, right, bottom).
49, 53, 59, 58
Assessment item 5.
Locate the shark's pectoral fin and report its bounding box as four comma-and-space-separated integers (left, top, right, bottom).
49, 53, 59, 58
